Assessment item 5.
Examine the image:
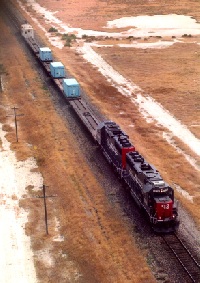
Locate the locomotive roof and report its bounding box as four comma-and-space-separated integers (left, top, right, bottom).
114, 135, 132, 148
103, 121, 171, 192
104, 121, 134, 149
126, 151, 168, 189
103, 121, 126, 136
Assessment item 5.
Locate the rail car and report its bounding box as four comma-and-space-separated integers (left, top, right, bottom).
21, 23, 179, 233
21, 23, 80, 100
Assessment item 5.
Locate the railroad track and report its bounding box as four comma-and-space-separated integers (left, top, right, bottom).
162, 233, 200, 282
2, 0, 23, 30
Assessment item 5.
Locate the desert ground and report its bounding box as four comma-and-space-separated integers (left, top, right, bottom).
0, 0, 200, 282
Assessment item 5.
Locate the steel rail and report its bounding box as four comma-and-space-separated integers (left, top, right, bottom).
162, 233, 200, 283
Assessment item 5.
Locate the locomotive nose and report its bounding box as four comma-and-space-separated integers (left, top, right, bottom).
154, 197, 173, 220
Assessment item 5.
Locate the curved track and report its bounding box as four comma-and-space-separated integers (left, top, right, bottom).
162, 233, 200, 282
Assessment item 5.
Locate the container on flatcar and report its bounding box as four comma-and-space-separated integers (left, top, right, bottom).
63, 78, 80, 98
39, 47, 52, 62
50, 62, 65, 78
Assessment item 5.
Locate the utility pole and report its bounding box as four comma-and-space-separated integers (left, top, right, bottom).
7, 107, 24, 142
36, 185, 57, 235
43, 184, 49, 235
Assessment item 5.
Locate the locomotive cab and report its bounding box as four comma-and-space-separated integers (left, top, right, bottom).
151, 185, 179, 233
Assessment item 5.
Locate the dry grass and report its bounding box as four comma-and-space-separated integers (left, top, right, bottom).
95, 43, 200, 137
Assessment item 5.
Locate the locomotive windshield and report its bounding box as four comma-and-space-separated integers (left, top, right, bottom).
151, 181, 168, 196
153, 189, 168, 197
152, 187, 174, 199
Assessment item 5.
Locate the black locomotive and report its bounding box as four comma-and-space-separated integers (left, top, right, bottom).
96, 121, 179, 233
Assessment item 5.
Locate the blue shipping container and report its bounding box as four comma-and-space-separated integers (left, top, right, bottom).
39, 47, 52, 61
50, 62, 65, 78
63, 78, 80, 98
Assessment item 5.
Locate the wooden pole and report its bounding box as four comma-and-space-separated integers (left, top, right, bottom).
13, 107, 18, 142
34, 185, 57, 235
9, 107, 24, 142
43, 184, 49, 235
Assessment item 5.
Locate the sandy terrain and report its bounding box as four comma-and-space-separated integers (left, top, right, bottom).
1, 0, 200, 282
0, 124, 39, 283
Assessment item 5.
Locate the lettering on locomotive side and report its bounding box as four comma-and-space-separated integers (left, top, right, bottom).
153, 188, 168, 193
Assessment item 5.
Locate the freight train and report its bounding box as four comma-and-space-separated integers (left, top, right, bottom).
21, 23, 179, 233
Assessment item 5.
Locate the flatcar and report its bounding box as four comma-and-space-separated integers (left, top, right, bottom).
21, 24, 179, 233
21, 23, 81, 100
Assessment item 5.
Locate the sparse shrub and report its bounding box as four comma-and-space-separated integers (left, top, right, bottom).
182, 33, 192, 37
62, 33, 77, 47
70, 34, 76, 40
62, 33, 76, 40
81, 34, 96, 42
64, 40, 71, 47
48, 27, 58, 32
